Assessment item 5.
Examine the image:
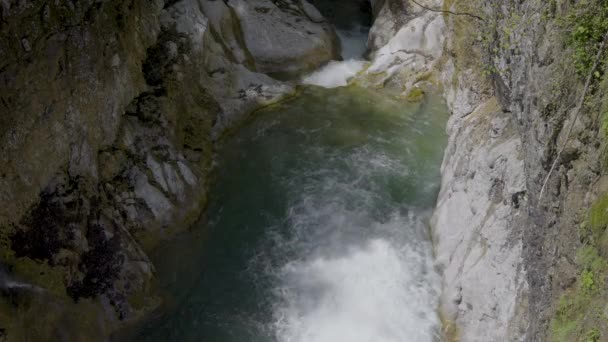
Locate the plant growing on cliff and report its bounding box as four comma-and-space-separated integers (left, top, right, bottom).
580, 269, 595, 293
550, 194, 608, 342
563, 0, 608, 77
585, 328, 601, 342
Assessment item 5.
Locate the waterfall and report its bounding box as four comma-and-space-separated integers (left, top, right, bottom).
302, 60, 367, 88
301, 3, 370, 88
0, 265, 43, 292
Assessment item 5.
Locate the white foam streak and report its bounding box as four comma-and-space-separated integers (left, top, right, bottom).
273, 238, 439, 342
261, 75, 441, 341
1, 278, 44, 292
302, 60, 367, 88
269, 178, 440, 342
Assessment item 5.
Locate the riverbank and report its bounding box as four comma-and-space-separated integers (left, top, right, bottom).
3, 0, 607, 340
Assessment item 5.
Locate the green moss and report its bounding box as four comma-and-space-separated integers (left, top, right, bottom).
580, 270, 596, 293
442, 0, 455, 14
413, 71, 435, 85
561, 0, 608, 77
589, 193, 608, 234
550, 194, 608, 341
601, 110, 608, 141
0, 225, 15, 263
442, 0, 492, 95
0, 294, 115, 341
439, 310, 460, 342
585, 328, 601, 342
351, 70, 390, 90
577, 246, 607, 273
126, 274, 161, 316
11, 257, 67, 296
551, 314, 579, 342
0, 224, 67, 297
405, 88, 425, 102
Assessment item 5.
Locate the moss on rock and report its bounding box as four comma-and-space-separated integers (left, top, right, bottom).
550, 194, 608, 342
404, 87, 425, 102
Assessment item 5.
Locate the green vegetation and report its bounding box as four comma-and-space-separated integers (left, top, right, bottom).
550, 194, 608, 342
447, 0, 490, 80
405, 87, 425, 102
548, 2, 608, 334
562, 0, 608, 77
589, 193, 608, 233
0, 225, 66, 296
585, 328, 601, 342
557, 0, 608, 165
579, 269, 595, 293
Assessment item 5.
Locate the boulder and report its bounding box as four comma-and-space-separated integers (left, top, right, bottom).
227, 0, 341, 78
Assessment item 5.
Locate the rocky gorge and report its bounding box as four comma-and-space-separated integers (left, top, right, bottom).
1, 0, 608, 341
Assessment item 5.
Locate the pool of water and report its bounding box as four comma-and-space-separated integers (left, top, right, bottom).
122, 85, 449, 342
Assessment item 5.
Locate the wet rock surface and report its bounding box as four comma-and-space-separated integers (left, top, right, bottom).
365, 0, 608, 340
433, 0, 608, 340
3, 0, 606, 340
0, 0, 338, 339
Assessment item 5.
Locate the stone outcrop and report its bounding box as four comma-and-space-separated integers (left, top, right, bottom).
227, 0, 340, 79
369, 0, 608, 340
357, 0, 446, 99
433, 77, 529, 341
434, 0, 608, 340
428, 1, 529, 339
0, 0, 338, 339
4, 0, 608, 340
364, 2, 527, 339
359, 2, 523, 338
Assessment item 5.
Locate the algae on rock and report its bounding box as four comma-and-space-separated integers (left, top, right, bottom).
0, 0, 340, 340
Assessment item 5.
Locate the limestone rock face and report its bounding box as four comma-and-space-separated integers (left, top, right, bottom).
227, 0, 340, 78
363, 1, 530, 340
432, 90, 528, 341
368, 0, 409, 50
356, 0, 446, 98
432, 0, 608, 340
0, 0, 336, 339
431, 3, 530, 340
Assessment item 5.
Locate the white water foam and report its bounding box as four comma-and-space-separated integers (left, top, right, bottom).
266, 147, 441, 342
301, 23, 369, 89
302, 60, 367, 88
272, 237, 439, 342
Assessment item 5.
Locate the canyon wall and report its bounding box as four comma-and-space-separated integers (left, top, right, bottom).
0, 0, 338, 339
368, 0, 608, 340
3, 0, 608, 340
433, 0, 608, 340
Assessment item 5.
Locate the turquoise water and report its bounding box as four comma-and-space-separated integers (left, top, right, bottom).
126, 85, 449, 342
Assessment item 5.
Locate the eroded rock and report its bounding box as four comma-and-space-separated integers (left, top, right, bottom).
0, 0, 337, 338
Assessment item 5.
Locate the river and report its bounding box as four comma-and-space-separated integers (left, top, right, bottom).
122, 3, 449, 341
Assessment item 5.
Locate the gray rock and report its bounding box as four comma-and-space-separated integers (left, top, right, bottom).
357, 0, 445, 94
364, 2, 531, 340
146, 155, 169, 193
163, 162, 186, 201
161, 0, 209, 53
133, 168, 173, 220
226, 0, 340, 77
432, 96, 527, 342
178, 161, 197, 186
20, 37, 31, 52
301, 0, 324, 23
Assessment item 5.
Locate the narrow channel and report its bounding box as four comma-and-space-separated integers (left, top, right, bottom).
124, 2, 450, 341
